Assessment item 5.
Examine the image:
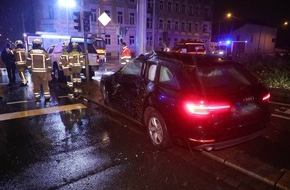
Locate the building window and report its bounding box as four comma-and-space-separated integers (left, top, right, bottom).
147, 0, 153, 9
202, 24, 208, 33
129, 36, 135, 45
159, 19, 164, 29
147, 18, 153, 29
168, 2, 172, 11
182, 4, 186, 13
204, 7, 209, 17
105, 10, 111, 17
174, 21, 179, 30
194, 23, 199, 33
159, 0, 164, 10
147, 36, 152, 46
105, 35, 111, 45
118, 11, 123, 24
91, 9, 97, 22
181, 22, 185, 31
167, 20, 171, 30
175, 3, 179, 12
130, 13, 135, 25
188, 22, 192, 32
49, 7, 54, 19
189, 5, 193, 16
195, 6, 200, 16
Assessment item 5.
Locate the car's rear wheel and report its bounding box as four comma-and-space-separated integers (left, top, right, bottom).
144, 107, 171, 149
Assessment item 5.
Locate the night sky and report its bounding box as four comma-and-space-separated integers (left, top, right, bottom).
213, 0, 290, 48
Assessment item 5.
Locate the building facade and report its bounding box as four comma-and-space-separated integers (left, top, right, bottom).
230, 23, 277, 54
34, 0, 213, 57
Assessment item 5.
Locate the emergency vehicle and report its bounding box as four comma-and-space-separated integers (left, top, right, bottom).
210, 40, 246, 58
171, 41, 206, 55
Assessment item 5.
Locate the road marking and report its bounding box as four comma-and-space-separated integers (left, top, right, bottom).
0, 103, 87, 121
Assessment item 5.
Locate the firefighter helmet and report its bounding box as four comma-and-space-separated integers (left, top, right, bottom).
72, 42, 78, 47
15, 40, 23, 46
63, 41, 69, 47
32, 38, 42, 45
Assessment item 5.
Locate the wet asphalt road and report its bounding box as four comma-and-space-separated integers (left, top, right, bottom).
0, 64, 290, 189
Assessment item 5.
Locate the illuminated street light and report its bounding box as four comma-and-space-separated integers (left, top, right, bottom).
226, 12, 232, 19
58, 0, 76, 33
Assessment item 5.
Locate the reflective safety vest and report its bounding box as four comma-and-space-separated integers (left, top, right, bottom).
60, 51, 69, 69
13, 47, 26, 66
26, 49, 51, 73
120, 46, 131, 60
68, 50, 84, 67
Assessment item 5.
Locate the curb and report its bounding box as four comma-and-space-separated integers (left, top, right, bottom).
202, 151, 290, 190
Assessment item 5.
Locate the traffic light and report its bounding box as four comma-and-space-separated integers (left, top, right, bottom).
73, 11, 81, 31
83, 11, 91, 32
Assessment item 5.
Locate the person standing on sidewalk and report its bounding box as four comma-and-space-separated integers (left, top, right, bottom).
59, 41, 73, 97
1, 43, 16, 86
120, 42, 131, 65
13, 40, 28, 86
68, 42, 84, 98
26, 39, 51, 102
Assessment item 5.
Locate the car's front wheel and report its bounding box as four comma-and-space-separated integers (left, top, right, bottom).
144, 107, 171, 149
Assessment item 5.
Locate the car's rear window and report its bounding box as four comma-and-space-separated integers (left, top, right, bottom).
186, 64, 259, 93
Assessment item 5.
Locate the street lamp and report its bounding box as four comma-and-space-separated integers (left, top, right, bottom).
58, 0, 76, 33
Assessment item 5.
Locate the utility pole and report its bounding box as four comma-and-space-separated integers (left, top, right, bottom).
136, 0, 147, 55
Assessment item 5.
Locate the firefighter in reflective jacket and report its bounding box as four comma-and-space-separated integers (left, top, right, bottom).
13, 40, 28, 86
26, 39, 51, 102
59, 42, 73, 94
120, 42, 131, 65
68, 42, 84, 97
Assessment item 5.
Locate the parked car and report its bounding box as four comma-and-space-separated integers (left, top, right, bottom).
47, 37, 105, 82
100, 51, 271, 151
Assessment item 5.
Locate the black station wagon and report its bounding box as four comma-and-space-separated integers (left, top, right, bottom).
100, 51, 271, 151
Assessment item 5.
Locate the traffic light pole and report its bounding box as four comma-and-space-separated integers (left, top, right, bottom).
81, 0, 89, 82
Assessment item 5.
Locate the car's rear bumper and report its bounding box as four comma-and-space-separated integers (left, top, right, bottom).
188, 129, 265, 151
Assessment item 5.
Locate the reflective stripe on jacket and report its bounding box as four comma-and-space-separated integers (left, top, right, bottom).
13, 48, 26, 66
27, 49, 51, 72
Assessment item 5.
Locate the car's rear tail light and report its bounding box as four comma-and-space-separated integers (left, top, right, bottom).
184, 100, 231, 115
262, 93, 270, 102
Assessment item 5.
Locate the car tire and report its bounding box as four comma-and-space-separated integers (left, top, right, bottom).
144, 107, 171, 149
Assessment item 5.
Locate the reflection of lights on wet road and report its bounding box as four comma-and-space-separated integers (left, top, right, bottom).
0, 103, 87, 121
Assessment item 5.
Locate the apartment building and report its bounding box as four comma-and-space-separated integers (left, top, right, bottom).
34, 0, 213, 57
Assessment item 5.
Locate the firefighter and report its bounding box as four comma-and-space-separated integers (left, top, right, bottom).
13, 40, 28, 86
120, 42, 131, 65
26, 39, 51, 102
68, 42, 84, 98
59, 41, 73, 96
